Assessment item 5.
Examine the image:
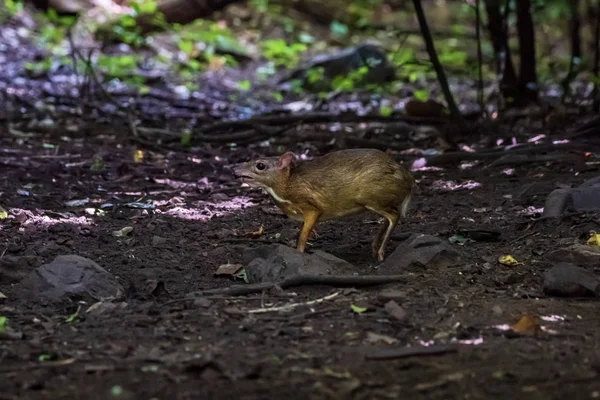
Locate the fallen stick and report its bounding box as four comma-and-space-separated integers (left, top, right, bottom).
365, 344, 459, 360
420, 142, 588, 167
166, 273, 409, 302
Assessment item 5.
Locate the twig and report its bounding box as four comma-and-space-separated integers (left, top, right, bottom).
475, 0, 485, 116
247, 291, 340, 314
365, 344, 458, 360
594, 2, 600, 112
411, 0, 462, 120
419, 142, 588, 167
181, 273, 410, 298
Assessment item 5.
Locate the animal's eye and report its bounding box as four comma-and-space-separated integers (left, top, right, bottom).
256, 162, 267, 171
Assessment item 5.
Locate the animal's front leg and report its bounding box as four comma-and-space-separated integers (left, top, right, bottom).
297, 210, 320, 252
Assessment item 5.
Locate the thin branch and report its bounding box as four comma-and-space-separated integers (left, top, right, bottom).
475, 0, 485, 116
411, 0, 462, 120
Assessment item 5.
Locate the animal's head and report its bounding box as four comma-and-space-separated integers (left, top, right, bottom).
232, 152, 297, 189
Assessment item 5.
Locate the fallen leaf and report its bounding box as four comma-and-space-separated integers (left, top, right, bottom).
65, 198, 89, 207
112, 226, 134, 237
133, 150, 144, 163
587, 231, 600, 247
498, 254, 521, 266
214, 263, 243, 275
245, 225, 264, 238
449, 234, 475, 246
351, 304, 367, 313
0, 206, 7, 220
511, 314, 540, 335
365, 331, 398, 344
415, 372, 464, 391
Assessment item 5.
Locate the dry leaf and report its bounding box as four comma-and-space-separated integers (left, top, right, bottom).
133, 150, 144, 163
112, 226, 133, 237
214, 263, 244, 276
498, 254, 521, 266
365, 332, 398, 345
245, 225, 264, 238
511, 314, 540, 335
587, 231, 600, 247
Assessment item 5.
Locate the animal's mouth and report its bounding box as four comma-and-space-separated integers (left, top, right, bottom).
238, 175, 255, 182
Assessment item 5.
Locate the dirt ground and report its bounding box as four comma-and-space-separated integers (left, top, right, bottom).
1, 122, 600, 400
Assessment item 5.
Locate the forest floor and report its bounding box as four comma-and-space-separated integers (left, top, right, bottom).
1, 118, 600, 400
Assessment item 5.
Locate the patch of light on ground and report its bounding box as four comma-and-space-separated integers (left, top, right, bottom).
517, 206, 544, 216
431, 180, 482, 191
158, 195, 255, 221
7, 208, 93, 228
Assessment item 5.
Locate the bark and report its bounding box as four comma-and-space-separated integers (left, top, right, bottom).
411, 0, 461, 120
515, 0, 538, 102
483, 0, 518, 102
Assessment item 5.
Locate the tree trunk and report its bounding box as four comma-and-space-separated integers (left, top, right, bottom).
515, 0, 538, 102
483, 0, 518, 103
411, 0, 461, 120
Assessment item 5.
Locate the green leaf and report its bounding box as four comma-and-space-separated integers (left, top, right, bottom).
0, 316, 6, 333
330, 21, 348, 37
65, 306, 80, 323
351, 304, 367, 313
181, 132, 192, 147
178, 39, 194, 56
111, 385, 123, 397
236, 80, 251, 91
270, 91, 283, 102
379, 104, 393, 117
413, 89, 429, 101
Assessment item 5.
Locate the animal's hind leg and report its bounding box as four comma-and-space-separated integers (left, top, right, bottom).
367, 207, 400, 261
371, 223, 388, 259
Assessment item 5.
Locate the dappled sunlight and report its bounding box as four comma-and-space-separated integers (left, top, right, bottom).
159, 195, 255, 220
457, 337, 483, 345
5, 208, 93, 228
431, 180, 482, 191
459, 161, 479, 169
540, 315, 565, 322
152, 178, 198, 190
517, 206, 544, 216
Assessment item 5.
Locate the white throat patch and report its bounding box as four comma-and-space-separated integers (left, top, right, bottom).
264, 187, 291, 204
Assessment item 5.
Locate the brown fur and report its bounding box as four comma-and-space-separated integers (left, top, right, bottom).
232, 148, 416, 261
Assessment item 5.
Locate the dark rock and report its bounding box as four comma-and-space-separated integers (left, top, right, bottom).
280, 44, 395, 91
241, 244, 355, 284
541, 188, 572, 218
15, 255, 124, 304
378, 233, 462, 274
545, 244, 600, 266
543, 262, 600, 297
571, 186, 600, 211
0, 255, 41, 283
542, 177, 600, 218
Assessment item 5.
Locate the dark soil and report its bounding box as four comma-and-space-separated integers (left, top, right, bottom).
1, 121, 600, 400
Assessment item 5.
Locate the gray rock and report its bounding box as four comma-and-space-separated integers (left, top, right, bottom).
543, 262, 600, 297
541, 188, 572, 218
542, 177, 600, 218
15, 255, 124, 304
378, 233, 462, 274
545, 244, 600, 266
241, 244, 355, 284
280, 44, 395, 91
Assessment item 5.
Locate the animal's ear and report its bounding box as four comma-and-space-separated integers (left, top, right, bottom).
277, 152, 297, 169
